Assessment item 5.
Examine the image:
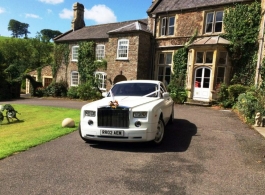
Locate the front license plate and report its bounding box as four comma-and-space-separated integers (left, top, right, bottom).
100, 130, 124, 136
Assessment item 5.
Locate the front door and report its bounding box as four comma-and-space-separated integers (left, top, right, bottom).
193, 67, 211, 101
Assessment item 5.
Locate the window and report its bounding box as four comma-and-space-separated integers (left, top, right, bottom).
160, 16, 175, 36
117, 39, 129, 59
215, 67, 225, 90
205, 11, 223, 33
157, 52, 173, 85
43, 78, 52, 88
95, 72, 107, 90
96, 45, 105, 60
218, 52, 227, 65
195, 51, 213, 64
72, 46, 79, 61
71, 71, 79, 86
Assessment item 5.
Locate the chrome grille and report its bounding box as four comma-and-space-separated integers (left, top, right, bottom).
97, 107, 129, 128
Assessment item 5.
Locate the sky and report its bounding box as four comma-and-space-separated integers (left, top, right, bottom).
0, 0, 152, 37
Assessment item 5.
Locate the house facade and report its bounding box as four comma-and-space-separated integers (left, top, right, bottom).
52, 2, 152, 92
147, 0, 263, 103
27, 0, 265, 104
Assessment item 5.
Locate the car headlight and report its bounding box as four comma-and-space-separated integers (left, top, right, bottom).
84, 110, 96, 117
133, 112, 147, 118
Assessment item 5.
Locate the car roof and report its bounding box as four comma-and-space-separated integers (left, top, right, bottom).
115, 80, 161, 85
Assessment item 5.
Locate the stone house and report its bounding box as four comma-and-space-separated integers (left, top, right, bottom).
147, 0, 264, 103
25, 65, 53, 94
53, 2, 152, 92
27, 0, 265, 104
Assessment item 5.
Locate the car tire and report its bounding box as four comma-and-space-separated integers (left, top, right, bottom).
153, 118, 165, 145
78, 124, 91, 143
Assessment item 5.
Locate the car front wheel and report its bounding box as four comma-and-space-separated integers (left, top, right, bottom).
153, 118, 165, 145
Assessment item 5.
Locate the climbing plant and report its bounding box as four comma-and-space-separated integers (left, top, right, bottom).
168, 31, 197, 103
222, 1, 261, 85
77, 41, 107, 100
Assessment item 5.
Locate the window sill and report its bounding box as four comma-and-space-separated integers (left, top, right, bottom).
116, 58, 129, 61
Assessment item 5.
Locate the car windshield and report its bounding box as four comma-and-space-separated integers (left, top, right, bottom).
108, 83, 159, 97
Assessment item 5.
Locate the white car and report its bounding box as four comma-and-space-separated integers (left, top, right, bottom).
79, 80, 174, 145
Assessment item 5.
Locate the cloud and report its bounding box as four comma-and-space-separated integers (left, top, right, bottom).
39, 0, 64, 4
25, 13, 42, 19
59, 8, 72, 19
85, 5, 117, 24
47, 9, 52, 14
0, 7, 5, 14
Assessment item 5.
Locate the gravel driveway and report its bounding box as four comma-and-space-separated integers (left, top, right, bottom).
0, 96, 265, 195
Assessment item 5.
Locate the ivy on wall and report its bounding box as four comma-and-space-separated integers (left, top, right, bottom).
222, 1, 261, 85
77, 41, 107, 84
168, 31, 197, 103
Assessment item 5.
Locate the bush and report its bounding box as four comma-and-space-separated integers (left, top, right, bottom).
168, 87, 187, 104
228, 84, 248, 102
217, 84, 248, 108
235, 91, 257, 124
44, 81, 68, 97
67, 86, 79, 99
78, 82, 101, 101
35, 87, 45, 97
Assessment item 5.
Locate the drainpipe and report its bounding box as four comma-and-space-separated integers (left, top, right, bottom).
255, 10, 265, 86
150, 14, 157, 79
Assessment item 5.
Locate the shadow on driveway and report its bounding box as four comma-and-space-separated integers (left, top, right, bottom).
86, 118, 197, 153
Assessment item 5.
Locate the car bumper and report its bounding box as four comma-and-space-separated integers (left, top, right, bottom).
80, 123, 157, 142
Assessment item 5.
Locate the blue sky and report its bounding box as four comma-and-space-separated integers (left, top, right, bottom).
0, 0, 152, 37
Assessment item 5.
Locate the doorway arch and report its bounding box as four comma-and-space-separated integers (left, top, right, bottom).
113, 75, 127, 84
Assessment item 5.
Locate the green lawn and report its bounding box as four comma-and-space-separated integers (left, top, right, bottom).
0, 104, 80, 160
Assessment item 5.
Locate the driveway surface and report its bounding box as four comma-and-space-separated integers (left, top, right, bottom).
0, 97, 265, 195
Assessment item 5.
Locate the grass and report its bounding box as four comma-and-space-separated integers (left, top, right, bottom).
0, 104, 80, 160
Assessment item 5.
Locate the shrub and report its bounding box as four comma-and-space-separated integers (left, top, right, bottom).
228, 84, 248, 102
168, 86, 187, 104
67, 86, 79, 99
78, 82, 101, 101
35, 87, 45, 97
235, 91, 257, 124
44, 81, 68, 97
217, 84, 248, 108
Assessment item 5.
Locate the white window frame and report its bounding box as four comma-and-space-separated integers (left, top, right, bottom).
95, 72, 107, 90
96, 44, 105, 61
205, 11, 224, 34
71, 71, 79, 86
72, 46, 79, 62
117, 39, 129, 60
160, 16, 175, 36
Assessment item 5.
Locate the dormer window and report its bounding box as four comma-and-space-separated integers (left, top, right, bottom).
205, 11, 223, 34
160, 16, 175, 36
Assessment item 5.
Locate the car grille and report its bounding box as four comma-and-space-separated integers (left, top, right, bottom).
97, 106, 129, 128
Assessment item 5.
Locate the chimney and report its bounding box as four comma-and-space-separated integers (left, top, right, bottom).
71, 2, 85, 31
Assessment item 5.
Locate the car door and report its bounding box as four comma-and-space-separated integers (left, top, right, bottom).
160, 83, 172, 123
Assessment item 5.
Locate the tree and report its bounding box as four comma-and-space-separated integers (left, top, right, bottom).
40, 29, 62, 42
8, 19, 30, 38
29, 34, 53, 70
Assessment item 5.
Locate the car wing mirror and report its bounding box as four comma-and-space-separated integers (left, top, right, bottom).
162, 92, 170, 99
102, 92, 107, 97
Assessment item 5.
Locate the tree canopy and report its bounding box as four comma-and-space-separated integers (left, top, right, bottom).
40, 29, 62, 42
8, 19, 30, 38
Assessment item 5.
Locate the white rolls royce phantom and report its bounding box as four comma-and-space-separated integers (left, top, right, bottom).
79, 80, 174, 145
